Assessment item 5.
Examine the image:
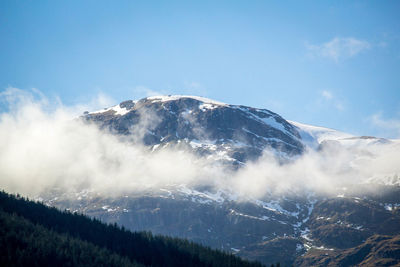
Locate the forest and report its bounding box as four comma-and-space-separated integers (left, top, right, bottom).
0, 190, 267, 267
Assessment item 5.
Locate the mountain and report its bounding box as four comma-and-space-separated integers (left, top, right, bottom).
83, 95, 305, 164
38, 95, 400, 266
0, 190, 264, 267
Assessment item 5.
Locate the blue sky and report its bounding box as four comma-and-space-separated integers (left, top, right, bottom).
1, 1, 400, 138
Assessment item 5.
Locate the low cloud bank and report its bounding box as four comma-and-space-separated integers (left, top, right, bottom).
0, 88, 399, 199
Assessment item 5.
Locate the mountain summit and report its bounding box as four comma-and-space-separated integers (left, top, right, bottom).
83, 95, 305, 163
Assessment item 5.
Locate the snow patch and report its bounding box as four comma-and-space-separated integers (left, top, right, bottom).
252, 199, 300, 217
384, 203, 400, 211
147, 95, 227, 106
229, 209, 269, 221
90, 103, 130, 116
296, 243, 304, 252
177, 186, 230, 204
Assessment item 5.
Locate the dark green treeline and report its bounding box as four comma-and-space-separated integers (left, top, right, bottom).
0, 190, 264, 267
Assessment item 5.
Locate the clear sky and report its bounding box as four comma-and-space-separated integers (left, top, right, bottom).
1, 1, 399, 138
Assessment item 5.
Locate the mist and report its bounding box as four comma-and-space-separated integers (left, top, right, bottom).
0, 88, 399, 199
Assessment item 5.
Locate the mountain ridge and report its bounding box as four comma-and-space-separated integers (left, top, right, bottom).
83, 95, 307, 164
87, 95, 397, 147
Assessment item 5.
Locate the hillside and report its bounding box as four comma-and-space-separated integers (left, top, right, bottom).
0, 190, 264, 267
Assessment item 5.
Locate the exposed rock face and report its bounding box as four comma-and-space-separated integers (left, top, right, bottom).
83, 96, 305, 163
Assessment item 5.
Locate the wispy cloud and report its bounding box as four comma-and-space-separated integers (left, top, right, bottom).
369, 112, 400, 139
183, 81, 208, 96
306, 37, 371, 62
133, 86, 167, 98
132, 83, 208, 100
318, 90, 345, 111
321, 90, 333, 100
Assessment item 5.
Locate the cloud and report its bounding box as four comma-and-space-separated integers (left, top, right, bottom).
0, 88, 222, 197
321, 90, 333, 100
0, 87, 115, 117
131, 83, 208, 101
318, 90, 345, 111
183, 81, 208, 97
369, 112, 400, 139
133, 86, 167, 98
0, 88, 399, 200
306, 37, 371, 62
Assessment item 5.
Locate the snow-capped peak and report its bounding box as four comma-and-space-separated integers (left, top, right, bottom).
89, 103, 133, 116
289, 120, 353, 146
146, 95, 227, 106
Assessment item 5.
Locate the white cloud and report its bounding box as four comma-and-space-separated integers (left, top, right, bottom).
0, 88, 221, 196
0, 87, 115, 117
321, 90, 333, 100
130, 83, 208, 100
318, 90, 345, 111
307, 37, 371, 62
133, 86, 167, 98
0, 88, 399, 200
370, 112, 400, 139
183, 81, 208, 97
334, 102, 344, 111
